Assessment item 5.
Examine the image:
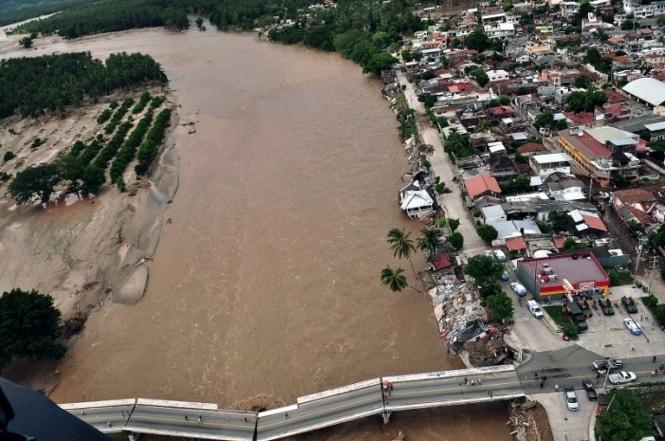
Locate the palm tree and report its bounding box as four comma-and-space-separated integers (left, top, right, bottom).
386, 228, 418, 280
417, 227, 440, 257
474, 120, 490, 133
380, 266, 408, 293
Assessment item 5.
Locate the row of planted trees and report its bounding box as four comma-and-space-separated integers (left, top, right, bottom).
379, 222, 513, 323
7, 93, 171, 205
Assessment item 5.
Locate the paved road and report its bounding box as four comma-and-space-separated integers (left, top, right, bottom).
255, 378, 384, 441
127, 403, 256, 441
517, 346, 665, 394
397, 72, 487, 257
383, 366, 524, 411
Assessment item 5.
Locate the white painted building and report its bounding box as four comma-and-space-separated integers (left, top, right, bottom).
529, 153, 572, 178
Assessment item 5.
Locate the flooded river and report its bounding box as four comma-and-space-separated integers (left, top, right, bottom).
1, 28, 510, 439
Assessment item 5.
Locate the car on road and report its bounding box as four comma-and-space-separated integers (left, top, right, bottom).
592, 358, 623, 372
623, 317, 642, 336
527, 300, 544, 319
563, 385, 579, 411
608, 371, 637, 385
500, 271, 510, 281
600, 298, 615, 316
582, 380, 598, 400
621, 296, 638, 314
510, 282, 527, 297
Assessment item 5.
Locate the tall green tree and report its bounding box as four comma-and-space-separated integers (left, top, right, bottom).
465, 254, 504, 286
0, 288, 66, 368
476, 224, 498, 243
387, 228, 418, 280
596, 389, 651, 441
486, 291, 514, 322
9, 164, 60, 204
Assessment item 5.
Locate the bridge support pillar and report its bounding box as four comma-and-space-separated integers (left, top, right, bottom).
382, 411, 391, 425
127, 433, 142, 441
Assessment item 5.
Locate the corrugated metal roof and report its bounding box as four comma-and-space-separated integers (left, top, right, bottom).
622, 77, 665, 107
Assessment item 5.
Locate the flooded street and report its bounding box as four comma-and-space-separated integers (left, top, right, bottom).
1, 28, 510, 439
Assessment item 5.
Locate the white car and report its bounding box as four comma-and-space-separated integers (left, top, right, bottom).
510, 282, 527, 297
623, 317, 642, 336
563, 385, 579, 412
608, 371, 637, 385
527, 300, 544, 318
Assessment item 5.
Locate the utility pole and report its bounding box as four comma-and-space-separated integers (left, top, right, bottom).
634, 236, 648, 274
648, 255, 659, 294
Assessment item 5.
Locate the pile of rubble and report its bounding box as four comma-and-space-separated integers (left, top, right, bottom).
508, 400, 543, 441
429, 276, 486, 351
464, 330, 513, 367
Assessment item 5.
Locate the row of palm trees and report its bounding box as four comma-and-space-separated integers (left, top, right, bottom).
380, 227, 441, 294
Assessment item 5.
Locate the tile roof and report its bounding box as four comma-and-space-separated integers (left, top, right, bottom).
505, 236, 526, 251
581, 213, 608, 232
464, 174, 502, 199
559, 130, 612, 160
431, 251, 452, 270
614, 188, 654, 204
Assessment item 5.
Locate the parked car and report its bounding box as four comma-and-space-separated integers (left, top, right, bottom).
493, 250, 507, 262
582, 380, 598, 400
563, 385, 579, 411
510, 282, 527, 297
527, 300, 544, 318
592, 358, 623, 371
600, 298, 615, 316
621, 296, 638, 314
500, 271, 510, 281
623, 317, 642, 335
608, 371, 637, 385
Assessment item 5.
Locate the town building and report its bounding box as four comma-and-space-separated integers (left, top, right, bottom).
515, 252, 610, 300
529, 153, 572, 178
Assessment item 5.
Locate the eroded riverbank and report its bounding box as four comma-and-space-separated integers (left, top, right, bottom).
0, 27, 511, 440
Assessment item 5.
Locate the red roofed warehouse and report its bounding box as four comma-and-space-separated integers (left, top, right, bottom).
515, 252, 610, 301
464, 175, 502, 200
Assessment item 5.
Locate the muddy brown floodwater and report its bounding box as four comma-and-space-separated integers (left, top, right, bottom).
1, 28, 510, 440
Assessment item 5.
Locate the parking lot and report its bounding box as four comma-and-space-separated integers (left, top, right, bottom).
576, 285, 665, 359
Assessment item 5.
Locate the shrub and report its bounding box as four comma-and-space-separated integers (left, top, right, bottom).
3, 151, 15, 162
561, 321, 578, 339
449, 232, 464, 250
476, 224, 498, 243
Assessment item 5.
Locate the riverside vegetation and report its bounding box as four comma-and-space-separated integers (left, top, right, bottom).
12, 0, 423, 75
0, 52, 173, 204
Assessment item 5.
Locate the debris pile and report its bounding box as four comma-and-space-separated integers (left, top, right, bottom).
508, 400, 543, 441
429, 277, 486, 352
390, 431, 406, 441
464, 331, 514, 367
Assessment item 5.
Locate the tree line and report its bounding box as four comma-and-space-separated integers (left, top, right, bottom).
13, 0, 189, 38
268, 0, 423, 75
0, 51, 167, 119
12, 0, 422, 75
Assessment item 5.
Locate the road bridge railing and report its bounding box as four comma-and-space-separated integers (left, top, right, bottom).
61, 366, 525, 441
256, 378, 384, 441
382, 365, 525, 412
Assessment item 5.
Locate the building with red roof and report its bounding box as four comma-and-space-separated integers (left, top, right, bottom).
564, 112, 595, 126
464, 175, 502, 200
516, 252, 610, 300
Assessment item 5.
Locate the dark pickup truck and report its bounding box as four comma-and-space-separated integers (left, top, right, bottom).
582, 380, 598, 400
621, 296, 638, 314
600, 298, 615, 316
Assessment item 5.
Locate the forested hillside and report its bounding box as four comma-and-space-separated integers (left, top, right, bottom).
0, 52, 167, 118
